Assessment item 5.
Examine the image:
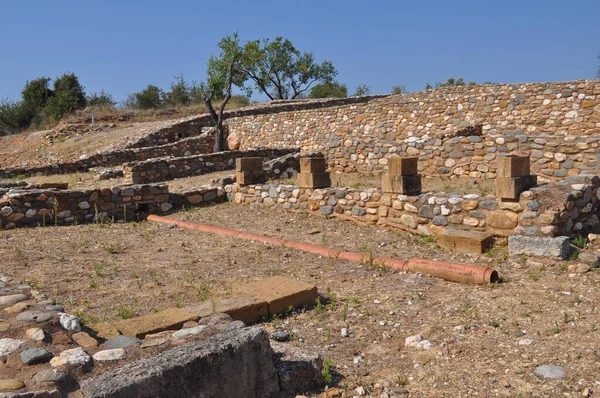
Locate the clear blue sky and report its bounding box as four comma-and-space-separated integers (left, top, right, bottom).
1, 0, 598, 103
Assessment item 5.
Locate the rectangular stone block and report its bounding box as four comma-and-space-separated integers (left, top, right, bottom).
234, 276, 318, 316
300, 157, 327, 173
184, 296, 269, 324
236, 170, 266, 186
236, 157, 264, 172
437, 230, 494, 254
297, 172, 331, 189
496, 175, 537, 200
508, 235, 570, 260
388, 157, 418, 176
497, 156, 530, 178
382, 174, 421, 195
113, 308, 199, 338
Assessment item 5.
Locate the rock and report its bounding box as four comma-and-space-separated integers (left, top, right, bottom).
0, 379, 25, 391
51, 331, 72, 345
508, 236, 571, 260
171, 325, 208, 339
50, 347, 92, 371
271, 341, 324, 393
227, 133, 242, 150
93, 348, 126, 362
105, 335, 141, 349
404, 334, 432, 350
21, 347, 53, 365
58, 313, 81, 332
113, 308, 198, 339
341, 328, 349, 337
0, 294, 27, 306
5, 302, 30, 314
16, 310, 52, 323
0, 322, 9, 332
33, 368, 67, 384
89, 322, 120, 340
25, 328, 45, 342
577, 251, 600, 267
568, 263, 590, 274
45, 305, 65, 312
80, 327, 280, 398
141, 335, 170, 349
271, 331, 290, 342
72, 332, 98, 348
0, 338, 24, 356
535, 365, 565, 379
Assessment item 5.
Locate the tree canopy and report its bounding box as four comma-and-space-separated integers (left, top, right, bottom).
308, 81, 347, 99
353, 85, 371, 96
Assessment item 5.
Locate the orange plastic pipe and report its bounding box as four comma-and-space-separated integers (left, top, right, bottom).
146, 214, 499, 284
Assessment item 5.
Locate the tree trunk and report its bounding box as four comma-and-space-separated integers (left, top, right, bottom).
213, 117, 226, 152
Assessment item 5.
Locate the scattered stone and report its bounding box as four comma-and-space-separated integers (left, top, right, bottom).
182, 321, 198, 328
16, 310, 52, 323
0, 379, 25, 391
271, 331, 290, 342
5, 302, 31, 314
33, 368, 67, 384
58, 313, 81, 332
26, 328, 46, 342
0, 338, 24, 356
72, 332, 98, 348
172, 325, 208, 339
0, 294, 27, 306
535, 365, 565, 379
51, 331, 72, 345
271, 341, 324, 393
93, 348, 126, 362
0, 322, 10, 332
113, 308, 198, 339
341, 328, 349, 337
45, 305, 65, 312
105, 335, 141, 349
50, 347, 92, 371
404, 334, 432, 350
89, 322, 120, 340
508, 236, 570, 260
21, 347, 53, 365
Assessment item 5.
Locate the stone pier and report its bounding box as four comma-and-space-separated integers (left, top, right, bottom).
382, 157, 421, 195
496, 155, 537, 200
236, 157, 266, 186
297, 156, 331, 189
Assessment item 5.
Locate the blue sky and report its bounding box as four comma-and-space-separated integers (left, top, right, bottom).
1, 0, 598, 103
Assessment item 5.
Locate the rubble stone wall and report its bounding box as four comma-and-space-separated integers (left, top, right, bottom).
226, 174, 600, 238
224, 80, 600, 180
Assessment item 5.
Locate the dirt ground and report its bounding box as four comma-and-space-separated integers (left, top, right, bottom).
2, 200, 600, 397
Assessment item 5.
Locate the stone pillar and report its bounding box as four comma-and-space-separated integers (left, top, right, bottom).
496, 155, 537, 200
236, 157, 266, 186
297, 157, 331, 189
382, 157, 421, 195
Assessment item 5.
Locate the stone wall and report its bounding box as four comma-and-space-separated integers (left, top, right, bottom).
0, 184, 171, 229
226, 174, 600, 238
123, 148, 300, 184
224, 80, 600, 180
0, 134, 215, 180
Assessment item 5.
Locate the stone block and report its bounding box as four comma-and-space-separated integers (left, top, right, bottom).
497, 155, 530, 178
382, 174, 421, 195
234, 276, 318, 315
437, 230, 494, 254
236, 170, 267, 186
113, 308, 199, 339
388, 157, 418, 176
271, 341, 324, 393
508, 236, 571, 260
300, 157, 327, 173
496, 175, 537, 200
297, 172, 331, 189
184, 296, 269, 324
236, 157, 264, 172
81, 327, 280, 398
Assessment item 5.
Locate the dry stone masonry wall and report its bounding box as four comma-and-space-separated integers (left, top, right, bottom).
225, 80, 600, 180
123, 148, 299, 184
226, 174, 600, 238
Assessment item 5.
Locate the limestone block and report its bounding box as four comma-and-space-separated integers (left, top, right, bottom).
497, 156, 530, 178
437, 230, 494, 254
297, 172, 331, 189
300, 157, 327, 173
496, 175, 537, 200
234, 276, 318, 315
113, 308, 199, 339
236, 157, 264, 172
382, 174, 421, 195
508, 236, 570, 260
236, 170, 267, 186
389, 157, 418, 176
184, 296, 268, 325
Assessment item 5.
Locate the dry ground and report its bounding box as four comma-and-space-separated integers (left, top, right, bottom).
2, 201, 600, 397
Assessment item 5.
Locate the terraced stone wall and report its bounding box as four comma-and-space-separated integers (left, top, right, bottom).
225, 80, 600, 180
0, 134, 215, 180
226, 175, 600, 238
123, 148, 300, 184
